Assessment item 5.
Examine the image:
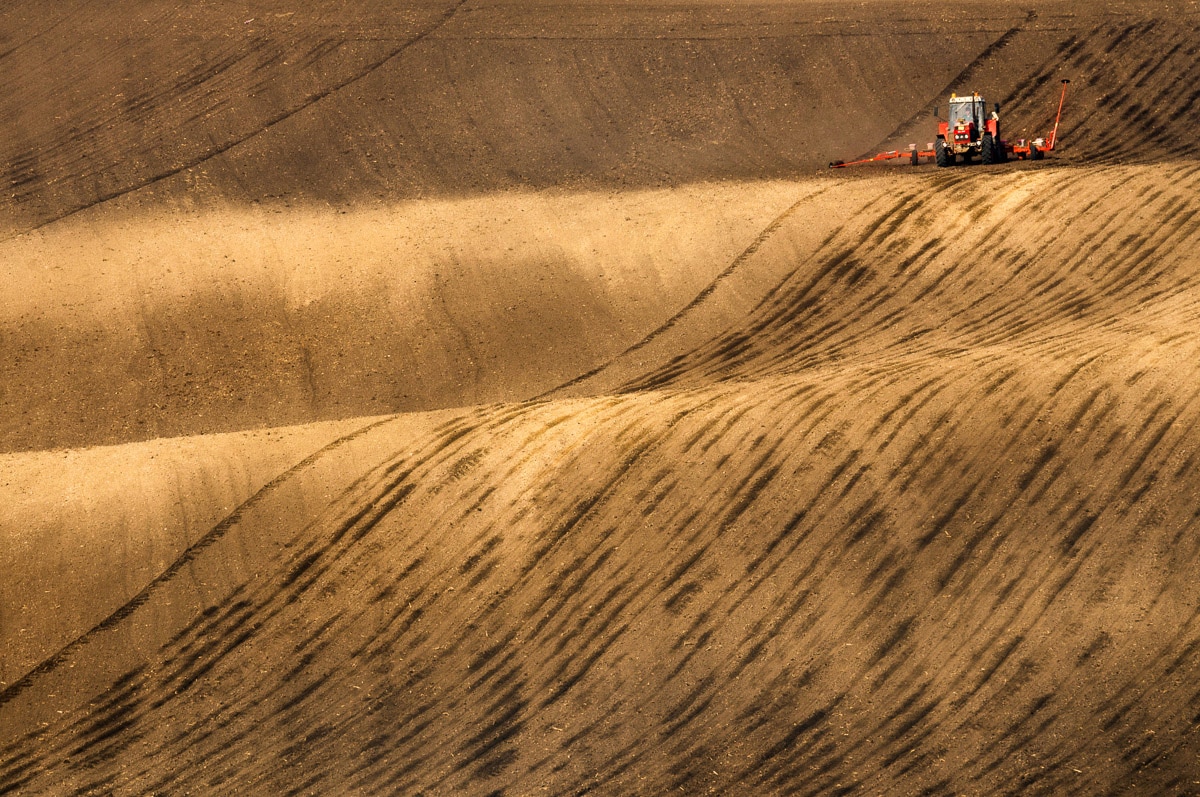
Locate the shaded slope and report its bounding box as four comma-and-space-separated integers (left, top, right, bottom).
1, 0, 1033, 234
4, 161, 1200, 794
1012, 15, 1200, 163
0, 0, 466, 233
843, 8, 1200, 165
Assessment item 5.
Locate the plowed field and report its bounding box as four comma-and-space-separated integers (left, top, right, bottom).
3, 1, 1200, 794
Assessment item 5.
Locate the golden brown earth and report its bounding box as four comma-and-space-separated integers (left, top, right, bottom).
3, 0, 1200, 794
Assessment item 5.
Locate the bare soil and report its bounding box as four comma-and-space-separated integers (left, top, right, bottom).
2, 0, 1200, 794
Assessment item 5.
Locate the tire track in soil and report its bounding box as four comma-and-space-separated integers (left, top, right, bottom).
1, 0, 473, 243
0, 413, 400, 714
537, 183, 833, 400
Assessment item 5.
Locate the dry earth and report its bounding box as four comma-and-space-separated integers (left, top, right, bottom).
3, 0, 1200, 794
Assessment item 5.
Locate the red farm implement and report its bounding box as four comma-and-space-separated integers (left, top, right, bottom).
831, 79, 1070, 169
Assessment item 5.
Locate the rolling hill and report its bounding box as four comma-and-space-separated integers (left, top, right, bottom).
3, 0, 1200, 794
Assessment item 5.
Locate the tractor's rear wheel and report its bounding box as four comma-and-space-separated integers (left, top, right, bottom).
981, 133, 998, 164
935, 139, 954, 167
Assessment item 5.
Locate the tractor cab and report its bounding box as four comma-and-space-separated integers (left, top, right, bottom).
945, 94, 987, 144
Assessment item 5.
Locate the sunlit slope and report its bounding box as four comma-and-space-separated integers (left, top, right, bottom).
0, 418, 367, 687
556, 161, 1200, 397
4, 161, 1200, 794
0, 181, 811, 452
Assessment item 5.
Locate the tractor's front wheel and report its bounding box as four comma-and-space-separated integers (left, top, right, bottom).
981, 133, 998, 164
935, 139, 954, 167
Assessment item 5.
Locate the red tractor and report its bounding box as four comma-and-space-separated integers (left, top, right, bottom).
830, 79, 1070, 169
935, 92, 1007, 166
